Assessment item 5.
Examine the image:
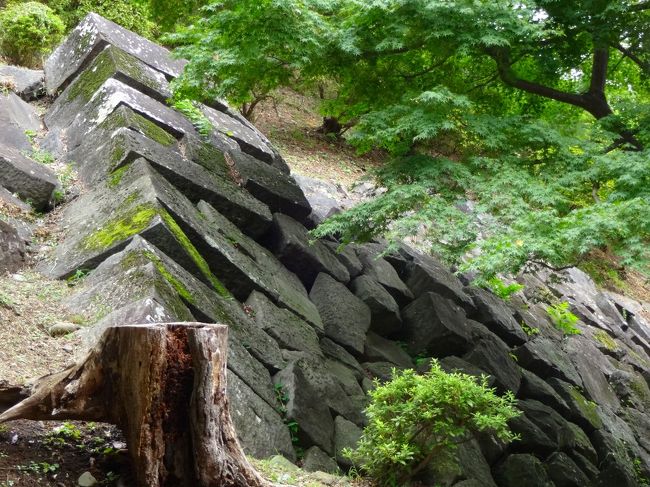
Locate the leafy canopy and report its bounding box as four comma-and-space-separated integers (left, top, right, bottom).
170, 0, 649, 280
345, 361, 520, 486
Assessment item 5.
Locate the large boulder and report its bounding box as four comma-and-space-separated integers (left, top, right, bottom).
0, 92, 41, 151
273, 363, 335, 455
245, 291, 322, 356
544, 451, 590, 487
0, 144, 58, 211
404, 255, 475, 313
356, 247, 413, 306
309, 273, 371, 354
515, 337, 584, 387
464, 287, 527, 346
333, 416, 362, 468
402, 292, 473, 357
45, 13, 186, 94
0, 65, 44, 101
231, 151, 311, 222
463, 337, 521, 394
351, 275, 402, 337
268, 213, 350, 287
364, 332, 413, 368
0, 220, 25, 273
493, 454, 554, 487
228, 373, 295, 461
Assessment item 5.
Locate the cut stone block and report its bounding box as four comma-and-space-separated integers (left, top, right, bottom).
0, 92, 41, 151
68, 121, 272, 237
196, 201, 322, 330
231, 150, 311, 222
40, 159, 220, 286
402, 292, 473, 357
405, 255, 475, 313
356, 247, 413, 306
0, 65, 44, 101
45, 12, 186, 94
310, 273, 371, 355
351, 275, 402, 337
45, 44, 172, 132
201, 104, 275, 164
228, 372, 295, 461
62, 78, 197, 152
273, 362, 334, 454
0, 220, 25, 273
268, 213, 350, 287
245, 291, 322, 356
0, 144, 59, 211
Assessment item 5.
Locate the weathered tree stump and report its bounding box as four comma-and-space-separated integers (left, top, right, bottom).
0, 323, 269, 487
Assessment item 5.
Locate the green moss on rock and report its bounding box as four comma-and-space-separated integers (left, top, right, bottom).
82, 204, 157, 251
569, 387, 603, 430
159, 208, 231, 298
108, 163, 132, 188
593, 330, 618, 351
142, 250, 195, 305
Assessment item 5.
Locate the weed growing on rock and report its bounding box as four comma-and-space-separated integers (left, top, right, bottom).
547, 301, 581, 335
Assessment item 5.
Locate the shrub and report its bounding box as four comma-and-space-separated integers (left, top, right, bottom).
547, 301, 581, 335
45, 0, 157, 38
345, 362, 521, 486
0, 2, 65, 67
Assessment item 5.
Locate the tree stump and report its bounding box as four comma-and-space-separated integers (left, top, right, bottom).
0, 323, 269, 487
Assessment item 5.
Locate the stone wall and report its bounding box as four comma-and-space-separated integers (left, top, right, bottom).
3, 13, 650, 487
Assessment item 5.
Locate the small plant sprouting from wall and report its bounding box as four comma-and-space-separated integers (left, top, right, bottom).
547, 301, 581, 336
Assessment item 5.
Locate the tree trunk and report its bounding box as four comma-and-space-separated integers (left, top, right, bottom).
0, 323, 269, 487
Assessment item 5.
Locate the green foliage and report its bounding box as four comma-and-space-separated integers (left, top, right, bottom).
0, 2, 64, 67
547, 301, 581, 336
171, 99, 213, 138
345, 361, 520, 486
482, 277, 524, 301
172, 0, 650, 280
520, 322, 540, 337
44, 0, 156, 38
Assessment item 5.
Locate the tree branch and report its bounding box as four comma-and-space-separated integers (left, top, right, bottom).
612, 43, 650, 74
589, 47, 609, 95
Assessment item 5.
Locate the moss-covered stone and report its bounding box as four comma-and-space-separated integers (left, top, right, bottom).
81, 203, 157, 250
593, 330, 618, 351
569, 386, 603, 430
158, 208, 231, 298
142, 249, 195, 305
108, 163, 131, 188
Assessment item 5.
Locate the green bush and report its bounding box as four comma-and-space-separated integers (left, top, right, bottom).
547, 301, 581, 336
345, 362, 521, 486
0, 2, 64, 67
45, 0, 156, 38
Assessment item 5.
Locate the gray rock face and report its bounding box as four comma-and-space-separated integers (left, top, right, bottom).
0, 65, 44, 101
310, 273, 371, 354
245, 291, 322, 356
0, 144, 58, 211
197, 202, 321, 329
464, 338, 521, 394
0, 220, 25, 273
494, 454, 554, 487
324, 241, 363, 278
0, 92, 41, 152
231, 151, 311, 222
333, 416, 362, 468
269, 213, 350, 287
402, 292, 472, 357
465, 287, 527, 346
515, 338, 584, 387
545, 451, 590, 487
364, 332, 412, 368
351, 275, 402, 336
273, 363, 334, 454
356, 247, 413, 306
45, 13, 186, 94
404, 255, 475, 313
293, 174, 354, 227
228, 373, 295, 461
509, 413, 557, 456
302, 446, 339, 474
